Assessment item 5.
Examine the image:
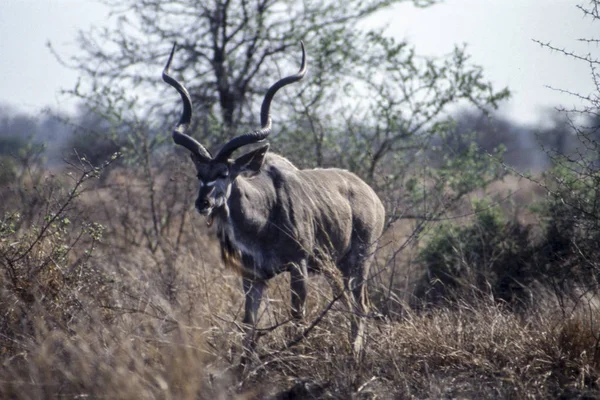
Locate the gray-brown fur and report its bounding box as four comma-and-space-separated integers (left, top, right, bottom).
212, 153, 383, 275
162, 42, 385, 355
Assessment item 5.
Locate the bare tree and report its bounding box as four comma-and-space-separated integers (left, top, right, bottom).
56, 0, 439, 144
55, 0, 508, 201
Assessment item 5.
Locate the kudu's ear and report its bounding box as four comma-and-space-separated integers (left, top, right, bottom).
233, 144, 269, 175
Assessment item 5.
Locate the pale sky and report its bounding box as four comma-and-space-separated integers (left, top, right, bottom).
0, 0, 596, 126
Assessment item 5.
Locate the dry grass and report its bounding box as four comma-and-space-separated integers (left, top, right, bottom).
0, 162, 599, 399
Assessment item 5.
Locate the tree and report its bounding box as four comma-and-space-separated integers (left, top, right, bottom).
53, 0, 509, 232
529, 1, 600, 296
55, 0, 505, 153
56, 0, 431, 142
0, 105, 37, 156
435, 109, 547, 171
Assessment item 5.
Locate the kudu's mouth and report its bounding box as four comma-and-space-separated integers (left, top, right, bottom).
196, 206, 215, 227
196, 207, 211, 216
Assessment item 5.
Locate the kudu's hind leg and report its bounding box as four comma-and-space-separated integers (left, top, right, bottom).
341, 242, 377, 355
343, 275, 368, 355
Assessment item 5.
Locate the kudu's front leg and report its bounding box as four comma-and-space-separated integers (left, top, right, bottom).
289, 261, 308, 320
241, 277, 265, 352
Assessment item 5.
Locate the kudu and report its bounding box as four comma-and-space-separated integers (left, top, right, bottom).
162, 42, 385, 354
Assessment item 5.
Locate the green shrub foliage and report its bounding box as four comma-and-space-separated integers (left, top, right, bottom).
536, 160, 600, 293
416, 201, 534, 306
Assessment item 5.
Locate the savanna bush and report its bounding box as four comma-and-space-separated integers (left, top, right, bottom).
0, 156, 112, 356
535, 162, 600, 293
415, 160, 600, 310
415, 201, 535, 307
0, 155, 16, 186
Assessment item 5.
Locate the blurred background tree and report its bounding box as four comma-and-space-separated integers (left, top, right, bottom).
527, 1, 600, 298
49, 0, 510, 224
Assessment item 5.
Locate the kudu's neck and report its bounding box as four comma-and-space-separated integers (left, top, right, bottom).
212, 152, 295, 229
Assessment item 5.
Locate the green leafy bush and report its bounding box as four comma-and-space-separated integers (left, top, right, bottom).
0, 155, 16, 186
535, 161, 600, 293
416, 201, 534, 306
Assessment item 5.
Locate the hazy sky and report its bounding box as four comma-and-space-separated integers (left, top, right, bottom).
0, 0, 596, 126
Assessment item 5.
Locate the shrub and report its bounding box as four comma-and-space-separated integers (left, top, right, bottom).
0, 155, 16, 186
534, 161, 600, 295
415, 201, 534, 307
0, 156, 113, 355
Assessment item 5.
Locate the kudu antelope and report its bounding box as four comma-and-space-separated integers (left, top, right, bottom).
162, 42, 385, 354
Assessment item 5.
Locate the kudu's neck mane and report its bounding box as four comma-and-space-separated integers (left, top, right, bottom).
210, 151, 295, 223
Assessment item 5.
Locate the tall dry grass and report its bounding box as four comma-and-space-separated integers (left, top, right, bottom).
0, 159, 599, 399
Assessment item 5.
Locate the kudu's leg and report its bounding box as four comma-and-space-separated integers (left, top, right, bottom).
289, 261, 308, 320
241, 277, 266, 354
343, 274, 368, 355
341, 243, 376, 355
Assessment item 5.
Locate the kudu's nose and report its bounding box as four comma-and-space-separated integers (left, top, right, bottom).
196, 198, 212, 214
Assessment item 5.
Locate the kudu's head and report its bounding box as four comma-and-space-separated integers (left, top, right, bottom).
162, 42, 307, 218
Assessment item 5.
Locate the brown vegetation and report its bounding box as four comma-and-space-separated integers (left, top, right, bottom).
0, 156, 599, 399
